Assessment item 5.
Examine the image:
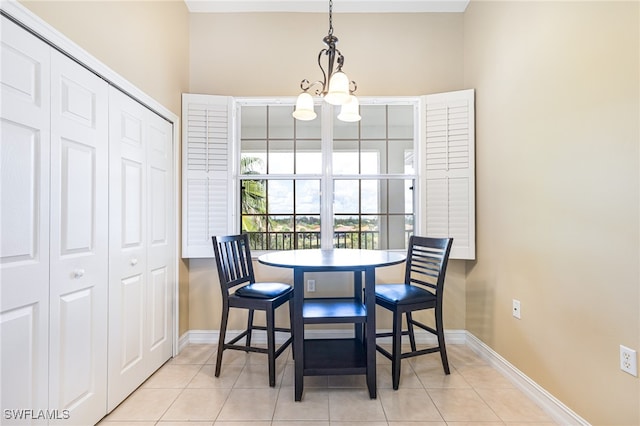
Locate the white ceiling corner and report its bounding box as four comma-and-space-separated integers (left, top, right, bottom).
183, 0, 470, 14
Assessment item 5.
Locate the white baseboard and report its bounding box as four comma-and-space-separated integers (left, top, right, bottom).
178, 328, 588, 425
180, 328, 467, 346
465, 332, 589, 426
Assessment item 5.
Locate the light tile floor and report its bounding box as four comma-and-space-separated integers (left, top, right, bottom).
99, 343, 558, 425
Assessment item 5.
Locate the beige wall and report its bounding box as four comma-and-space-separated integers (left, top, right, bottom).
463, 1, 639, 424
189, 12, 464, 96
187, 11, 468, 331
18, 0, 192, 335
13, 1, 640, 423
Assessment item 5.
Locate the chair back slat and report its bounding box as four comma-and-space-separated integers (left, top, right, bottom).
212, 234, 255, 292
405, 235, 453, 294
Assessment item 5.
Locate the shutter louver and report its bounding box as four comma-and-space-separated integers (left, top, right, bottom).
423, 89, 475, 260
182, 94, 233, 258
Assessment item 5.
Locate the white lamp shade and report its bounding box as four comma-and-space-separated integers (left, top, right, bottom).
337, 95, 361, 122
324, 71, 350, 105
292, 92, 317, 120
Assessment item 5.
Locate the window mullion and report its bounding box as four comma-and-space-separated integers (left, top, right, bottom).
320, 103, 334, 250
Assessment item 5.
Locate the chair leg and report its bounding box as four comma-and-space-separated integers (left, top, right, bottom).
406, 311, 417, 352
215, 305, 229, 378
392, 309, 403, 390
288, 298, 295, 360
435, 304, 450, 374
266, 307, 276, 387
246, 309, 254, 351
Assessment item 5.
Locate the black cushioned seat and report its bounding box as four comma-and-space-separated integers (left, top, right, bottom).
375, 284, 437, 305
234, 282, 292, 299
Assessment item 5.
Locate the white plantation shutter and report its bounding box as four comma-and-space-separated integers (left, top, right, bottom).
422, 89, 475, 260
182, 94, 234, 258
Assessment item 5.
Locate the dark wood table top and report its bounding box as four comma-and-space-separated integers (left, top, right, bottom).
258, 248, 406, 270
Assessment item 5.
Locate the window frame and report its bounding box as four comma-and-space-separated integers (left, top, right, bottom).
181, 90, 475, 259
234, 96, 422, 253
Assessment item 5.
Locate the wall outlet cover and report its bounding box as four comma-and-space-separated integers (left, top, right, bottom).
620, 345, 638, 376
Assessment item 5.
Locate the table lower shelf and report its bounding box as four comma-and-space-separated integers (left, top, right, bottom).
303, 338, 368, 376
302, 298, 367, 324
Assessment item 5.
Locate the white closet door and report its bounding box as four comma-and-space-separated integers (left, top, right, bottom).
48, 50, 109, 425
0, 16, 51, 420
108, 88, 173, 410
108, 88, 148, 408
144, 107, 173, 376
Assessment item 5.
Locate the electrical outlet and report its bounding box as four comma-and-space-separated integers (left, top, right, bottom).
307, 279, 316, 292
512, 299, 521, 319
620, 345, 638, 376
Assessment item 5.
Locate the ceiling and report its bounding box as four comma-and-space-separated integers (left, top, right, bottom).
184, 0, 470, 13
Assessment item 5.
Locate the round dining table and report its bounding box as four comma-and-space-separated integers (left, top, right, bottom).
258, 248, 406, 401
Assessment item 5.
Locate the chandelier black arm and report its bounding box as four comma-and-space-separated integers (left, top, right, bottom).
316, 48, 330, 92
349, 80, 358, 95
300, 78, 326, 96
333, 48, 344, 71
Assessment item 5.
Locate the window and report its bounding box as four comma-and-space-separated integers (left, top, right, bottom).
181, 90, 475, 259
238, 101, 416, 251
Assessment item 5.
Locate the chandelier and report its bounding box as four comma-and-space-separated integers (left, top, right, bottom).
292, 0, 361, 122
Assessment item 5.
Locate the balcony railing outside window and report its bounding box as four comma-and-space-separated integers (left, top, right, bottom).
245, 230, 412, 251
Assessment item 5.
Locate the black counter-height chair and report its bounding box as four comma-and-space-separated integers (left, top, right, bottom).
375, 236, 454, 390
212, 234, 293, 387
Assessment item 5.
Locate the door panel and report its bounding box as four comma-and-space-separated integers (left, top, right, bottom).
149, 167, 167, 244
121, 274, 145, 370
0, 16, 51, 422
108, 88, 148, 409
108, 87, 173, 411
58, 288, 94, 408
122, 159, 144, 247
60, 139, 95, 253
149, 266, 169, 350
0, 305, 44, 425
1, 123, 41, 260
49, 50, 109, 425
145, 113, 173, 370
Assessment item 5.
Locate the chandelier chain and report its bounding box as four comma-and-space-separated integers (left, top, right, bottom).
328, 0, 334, 36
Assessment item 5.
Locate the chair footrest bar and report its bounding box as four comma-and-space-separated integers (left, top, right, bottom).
224, 344, 268, 354
274, 337, 293, 357
408, 319, 437, 336
227, 330, 251, 345
375, 344, 393, 360
400, 346, 441, 359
